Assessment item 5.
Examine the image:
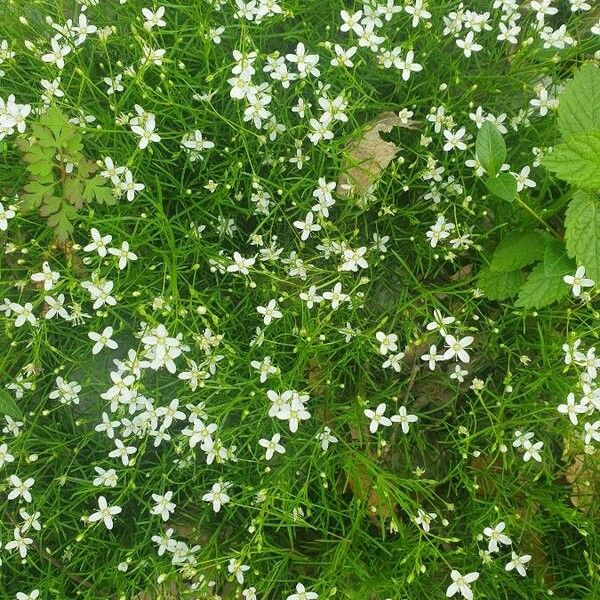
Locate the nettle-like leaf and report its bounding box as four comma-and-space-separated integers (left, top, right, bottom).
558, 63, 600, 138
543, 132, 600, 191
476, 121, 506, 176
477, 267, 525, 301
489, 231, 550, 272
565, 190, 600, 281
478, 231, 550, 301
17, 105, 115, 240
515, 241, 574, 309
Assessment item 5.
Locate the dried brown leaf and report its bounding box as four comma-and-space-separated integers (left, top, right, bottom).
338, 112, 417, 197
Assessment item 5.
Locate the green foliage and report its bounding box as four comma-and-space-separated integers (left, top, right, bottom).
15, 105, 115, 240
515, 242, 573, 308
565, 191, 600, 281
0, 388, 22, 419
543, 132, 600, 191
558, 63, 600, 138
484, 172, 517, 202
476, 121, 506, 177
477, 267, 525, 301
478, 232, 574, 307
490, 231, 549, 272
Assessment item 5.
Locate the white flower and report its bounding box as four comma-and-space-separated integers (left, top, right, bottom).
142, 6, 166, 30
397, 49, 423, 81
10, 302, 38, 327
505, 552, 532, 577
443, 127, 467, 152
0, 201, 16, 230
16, 589, 40, 600
563, 266, 594, 297
202, 482, 230, 512
108, 241, 138, 269
390, 406, 418, 433
88, 326, 118, 355
375, 331, 398, 355
522, 439, 543, 462
364, 403, 392, 433
5, 527, 33, 558
41, 37, 71, 69
315, 426, 338, 451
286, 583, 318, 600
456, 31, 482, 58
0, 442, 15, 468
483, 521, 512, 553
7, 474, 34, 503
108, 438, 137, 466
446, 570, 479, 599
151, 491, 176, 522
93, 466, 118, 488
293, 211, 321, 241
84, 227, 112, 257
259, 433, 286, 460
131, 113, 161, 149
442, 335, 474, 363
45, 294, 70, 320
30, 261, 59, 290
557, 392, 587, 426
277, 396, 311, 433
340, 246, 368, 271
88, 495, 122, 530
414, 508, 437, 532
323, 282, 349, 310
300, 285, 323, 308
257, 299, 283, 325
119, 169, 145, 201
421, 344, 443, 370
405, 0, 431, 27
228, 558, 250, 585
227, 252, 256, 274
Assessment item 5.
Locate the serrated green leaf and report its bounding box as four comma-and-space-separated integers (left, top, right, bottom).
490, 231, 549, 272
485, 172, 517, 201
543, 239, 573, 276
477, 266, 525, 300
476, 121, 506, 176
0, 389, 22, 419
543, 132, 600, 191
564, 190, 600, 280
558, 63, 600, 138
515, 263, 570, 309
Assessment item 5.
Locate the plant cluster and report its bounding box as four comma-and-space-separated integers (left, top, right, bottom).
0, 1, 600, 600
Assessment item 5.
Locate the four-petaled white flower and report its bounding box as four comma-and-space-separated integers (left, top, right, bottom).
259, 433, 286, 460
257, 299, 283, 325
391, 406, 418, 433
286, 583, 318, 600
88, 326, 118, 355
446, 569, 479, 600
364, 403, 392, 433
563, 266, 594, 297
505, 552, 532, 577
151, 491, 176, 522
293, 211, 322, 241
88, 495, 122, 530
202, 482, 231, 512
483, 521, 512, 553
